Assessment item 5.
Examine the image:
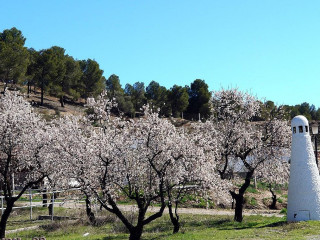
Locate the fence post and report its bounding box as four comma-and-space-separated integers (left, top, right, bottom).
51, 190, 55, 221
29, 188, 32, 220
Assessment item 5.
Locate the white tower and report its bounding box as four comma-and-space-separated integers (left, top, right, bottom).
287, 115, 320, 221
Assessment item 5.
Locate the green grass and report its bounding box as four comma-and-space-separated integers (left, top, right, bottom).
256, 181, 269, 190
280, 208, 287, 214
248, 197, 257, 206
5, 206, 82, 230
6, 209, 320, 240
247, 185, 259, 194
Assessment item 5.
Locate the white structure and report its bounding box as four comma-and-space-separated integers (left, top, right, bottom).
287, 115, 320, 221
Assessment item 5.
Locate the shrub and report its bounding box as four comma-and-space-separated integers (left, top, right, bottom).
280, 208, 287, 214
249, 197, 257, 206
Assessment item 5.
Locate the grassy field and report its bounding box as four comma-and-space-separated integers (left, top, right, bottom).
5, 207, 320, 240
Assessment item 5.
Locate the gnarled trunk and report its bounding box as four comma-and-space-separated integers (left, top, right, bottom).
233, 194, 244, 222
168, 201, 180, 234
129, 225, 143, 240
230, 170, 254, 222
85, 194, 96, 225
0, 199, 14, 238
269, 185, 277, 209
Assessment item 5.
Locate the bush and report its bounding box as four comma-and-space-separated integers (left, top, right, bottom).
249, 197, 257, 206
262, 198, 269, 206
257, 181, 268, 190
280, 208, 287, 214
247, 185, 258, 194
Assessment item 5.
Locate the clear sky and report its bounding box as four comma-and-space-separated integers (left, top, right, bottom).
1, 0, 320, 107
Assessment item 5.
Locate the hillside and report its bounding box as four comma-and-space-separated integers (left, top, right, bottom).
2, 83, 85, 118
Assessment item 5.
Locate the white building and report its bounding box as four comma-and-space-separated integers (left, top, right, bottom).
287, 115, 320, 221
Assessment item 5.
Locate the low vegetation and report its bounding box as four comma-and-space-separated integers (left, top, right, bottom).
5, 207, 320, 240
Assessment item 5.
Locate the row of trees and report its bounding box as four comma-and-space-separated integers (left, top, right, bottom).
106, 75, 211, 119
0, 88, 290, 239
0, 27, 211, 120
284, 102, 320, 121
0, 27, 105, 107
1, 27, 319, 122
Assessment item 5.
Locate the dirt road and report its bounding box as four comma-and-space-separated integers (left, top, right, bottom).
61, 201, 284, 218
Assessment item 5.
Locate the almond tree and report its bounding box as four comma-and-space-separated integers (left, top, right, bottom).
0, 91, 56, 238
52, 115, 99, 224
256, 147, 290, 209
164, 123, 230, 233
77, 100, 214, 239
50, 91, 115, 225
256, 101, 291, 209
51, 91, 179, 239
87, 106, 186, 240
206, 88, 290, 222
56, 90, 226, 238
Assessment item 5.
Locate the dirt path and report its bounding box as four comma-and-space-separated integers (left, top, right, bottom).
61, 201, 284, 218
118, 205, 283, 218
7, 225, 39, 234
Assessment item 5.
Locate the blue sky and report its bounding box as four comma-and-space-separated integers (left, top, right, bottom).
1, 1, 320, 107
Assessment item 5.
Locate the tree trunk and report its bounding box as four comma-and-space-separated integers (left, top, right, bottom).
129, 225, 143, 240
41, 80, 44, 106
0, 200, 14, 238
27, 81, 31, 97
168, 202, 180, 234
269, 185, 277, 210
233, 194, 244, 222
3, 82, 7, 94
85, 195, 96, 225
60, 95, 64, 107
48, 192, 56, 216
42, 192, 47, 207
230, 170, 254, 222
48, 202, 53, 216
231, 196, 235, 209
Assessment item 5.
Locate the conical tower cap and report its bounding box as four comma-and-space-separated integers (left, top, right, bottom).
291, 115, 309, 128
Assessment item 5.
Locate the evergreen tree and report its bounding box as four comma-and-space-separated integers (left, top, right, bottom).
0, 27, 29, 90
45, 46, 67, 106
106, 74, 134, 116
60, 55, 83, 105
146, 81, 170, 116
167, 85, 189, 118
186, 79, 211, 120
79, 59, 105, 98
125, 82, 146, 115
25, 48, 38, 96
106, 74, 124, 98
33, 46, 66, 105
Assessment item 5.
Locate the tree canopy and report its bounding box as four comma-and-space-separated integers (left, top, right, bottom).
0, 27, 319, 121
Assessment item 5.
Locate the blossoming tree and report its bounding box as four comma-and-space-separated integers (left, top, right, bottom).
164, 123, 230, 233
256, 156, 290, 209
206, 88, 291, 222
86, 106, 190, 240
0, 91, 56, 238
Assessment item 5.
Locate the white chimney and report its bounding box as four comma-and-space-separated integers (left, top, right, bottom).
287, 115, 320, 221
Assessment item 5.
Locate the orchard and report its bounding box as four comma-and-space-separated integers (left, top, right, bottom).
0, 89, 291, 239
